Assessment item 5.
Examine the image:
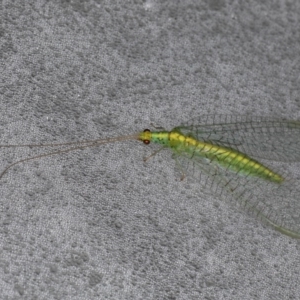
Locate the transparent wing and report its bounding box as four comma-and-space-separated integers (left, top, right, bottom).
174, 151, 300, 238
174, 115, 300, 162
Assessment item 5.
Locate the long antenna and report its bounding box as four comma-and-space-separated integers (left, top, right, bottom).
0, 133, 140, 180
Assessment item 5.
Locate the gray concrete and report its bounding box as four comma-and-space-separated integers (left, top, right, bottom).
1, 1, 300, 299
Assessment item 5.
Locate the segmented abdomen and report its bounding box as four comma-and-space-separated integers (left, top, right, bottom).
168, 131, 284, 184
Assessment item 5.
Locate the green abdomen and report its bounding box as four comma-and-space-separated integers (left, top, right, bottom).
201, 145, 283, 183
151, 130, 284, 184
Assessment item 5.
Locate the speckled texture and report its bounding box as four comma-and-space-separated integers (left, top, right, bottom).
1, 1, 300, 299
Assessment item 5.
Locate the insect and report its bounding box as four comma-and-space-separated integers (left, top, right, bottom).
1, 115, 300, 238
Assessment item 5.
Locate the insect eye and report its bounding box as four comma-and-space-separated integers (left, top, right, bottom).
143, 129, 151, 144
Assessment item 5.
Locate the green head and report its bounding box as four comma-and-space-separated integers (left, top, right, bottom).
139, 129, 152, 145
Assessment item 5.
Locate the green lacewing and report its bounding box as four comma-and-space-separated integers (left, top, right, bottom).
1, 115, 300, 238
